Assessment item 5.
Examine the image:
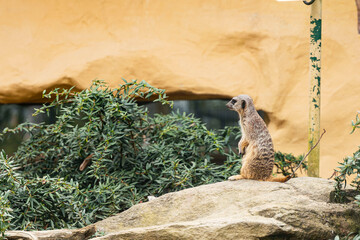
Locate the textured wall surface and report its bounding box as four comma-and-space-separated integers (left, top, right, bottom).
0, 0, 359, 177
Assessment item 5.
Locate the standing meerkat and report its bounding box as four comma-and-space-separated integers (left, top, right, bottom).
226, 95, 289, 182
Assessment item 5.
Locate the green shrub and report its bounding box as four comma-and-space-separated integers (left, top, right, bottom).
0, 80, 239, 232
0, 79, 305, 234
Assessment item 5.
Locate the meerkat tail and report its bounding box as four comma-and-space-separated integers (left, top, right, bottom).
228, 175, 244, 181
268, 176, 291, 183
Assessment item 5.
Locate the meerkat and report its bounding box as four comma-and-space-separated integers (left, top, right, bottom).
226, 95, 289, 182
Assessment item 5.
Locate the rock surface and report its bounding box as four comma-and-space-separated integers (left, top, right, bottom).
94, 177, 360, 240
5, 225, 95, 240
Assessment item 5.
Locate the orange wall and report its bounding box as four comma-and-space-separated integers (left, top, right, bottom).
0, 0, 359, 177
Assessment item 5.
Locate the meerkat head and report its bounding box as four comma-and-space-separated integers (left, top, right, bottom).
226, 95, 255, 116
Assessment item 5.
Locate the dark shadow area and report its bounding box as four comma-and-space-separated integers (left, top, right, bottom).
144, 99, 239, 129
0, 100, 270, 155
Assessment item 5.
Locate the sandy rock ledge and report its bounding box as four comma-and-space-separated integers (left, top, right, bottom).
93, 177, 360, 240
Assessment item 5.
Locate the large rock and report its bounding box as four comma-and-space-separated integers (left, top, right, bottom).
93, 177, 360, 240
5, 225, 95, 240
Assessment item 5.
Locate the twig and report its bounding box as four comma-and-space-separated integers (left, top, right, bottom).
290, 129, 326, 178
79, 154, 94, 171
289, 161, 296, 176
328, 170, 338, 180
0, 159, 44, 177
14, 159, 44, 171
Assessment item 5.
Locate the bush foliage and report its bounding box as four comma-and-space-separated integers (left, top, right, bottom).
0, 80, 304, 235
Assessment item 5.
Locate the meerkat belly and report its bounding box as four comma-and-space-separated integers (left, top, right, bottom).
242, 143, 274, 180
239, 120, 246, 138
240, 143, 256, 178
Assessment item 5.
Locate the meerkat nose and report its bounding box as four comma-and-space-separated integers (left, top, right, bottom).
226, 100, 234, 109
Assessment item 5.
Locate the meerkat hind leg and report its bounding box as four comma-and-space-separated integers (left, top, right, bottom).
228, 175, 245, 181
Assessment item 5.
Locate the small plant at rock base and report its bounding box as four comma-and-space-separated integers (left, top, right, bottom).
333, 112, 360, 205
334, 231, 360, 240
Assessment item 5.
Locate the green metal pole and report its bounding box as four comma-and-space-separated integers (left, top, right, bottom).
308, 0, 322, 177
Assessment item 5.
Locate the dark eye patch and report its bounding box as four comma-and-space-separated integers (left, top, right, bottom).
241, 100, 246, 109
231, 99, 237, 104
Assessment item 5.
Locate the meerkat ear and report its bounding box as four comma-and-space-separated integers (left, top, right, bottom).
241, 100, 246, 109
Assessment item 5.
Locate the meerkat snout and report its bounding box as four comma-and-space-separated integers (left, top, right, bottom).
226, 96, 247, 113
226, 98, 237, 110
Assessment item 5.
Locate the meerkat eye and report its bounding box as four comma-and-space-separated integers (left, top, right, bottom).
241, 100, 246, 109
231, 99, 237, 104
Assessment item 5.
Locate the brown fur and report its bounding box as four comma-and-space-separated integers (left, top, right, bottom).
226, 95, 289, 182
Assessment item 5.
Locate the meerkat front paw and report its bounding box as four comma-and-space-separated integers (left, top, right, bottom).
238, 140, 248, 155
228, 175, 244, 181
239, 147, 246, 155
